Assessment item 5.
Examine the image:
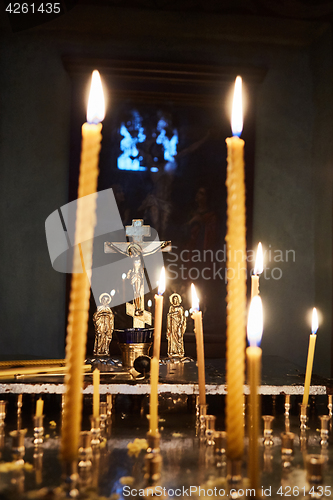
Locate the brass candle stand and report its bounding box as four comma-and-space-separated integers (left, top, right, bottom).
33, 445, 43, 485
280, 431, 295, 470
10, 428, 27, 496
319, 415, 330, 447
262, 415, 274, 446
0, 400, 7, 427
227, 459, 243, 499
78, 431, 93, 490
99, 402, 108, 435
144, 432, 162, 486
214, 431, 227, 469
197, 403, 208, 439
90, 416, 101, 447
300, 404, 309, 432
205, 415, 216, 446
33, 414, 44, 446
306, 454, 325, 495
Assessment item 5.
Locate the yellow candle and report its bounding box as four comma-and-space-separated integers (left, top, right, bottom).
149, 357, 159, 435
61, 70, 105, 464
246, 296, 263, 495
36, 398, 44, 417
302, 308, 319, 407
251, 242, 263, 299
153, 267, 165, 360
93, 368, 100, 418
191, 284, 206, 406
225, 76, 247, 460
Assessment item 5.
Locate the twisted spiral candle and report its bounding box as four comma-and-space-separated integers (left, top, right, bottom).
61, 115, 103, 463
225, 134, 247, 460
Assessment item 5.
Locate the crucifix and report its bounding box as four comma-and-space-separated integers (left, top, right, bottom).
104, 219, 171, 328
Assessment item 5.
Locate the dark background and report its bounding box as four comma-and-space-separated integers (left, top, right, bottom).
0, 0, 332, 373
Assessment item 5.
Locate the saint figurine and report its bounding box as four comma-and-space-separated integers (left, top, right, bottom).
93, 293, 114, 357
166, 293, 186, 358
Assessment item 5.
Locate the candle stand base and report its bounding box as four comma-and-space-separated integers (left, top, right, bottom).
227, 459, 243, 498
146, 432, 161, 454
144, 452, 162, 486
33, 415, 44, 446
61, 461, 79, 498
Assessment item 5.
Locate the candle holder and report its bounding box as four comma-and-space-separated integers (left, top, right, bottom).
198, 404, 208, 439
214, 431, 227, 468
284, 395, 291, 417
146, 432, 161, 454
262, 415, 274, 446
106, 394, 113, 417
79, 431, 93, 468
33, 445, 43, 485
227, 459, 242, 498
144, 452, 162, 486
90, 416, 101, 447
33, 415, 44, 446
205, 415, 216, 446
0, 400, 7, 427
61, 461, 79, 498
306, 455, 325, 488
285, 415, 290, 433
319, 415, 330, 447
10, 428, 27, 464
281, 431, 295, 455
0, 426, 5, 456
17, 394, 22, 429
78, 431, 93, 490
99, 402, 108, 434
300, 404, 308, 431
263, 447, 273, 473
114, 328, 154, 370
328, 395, 333, 419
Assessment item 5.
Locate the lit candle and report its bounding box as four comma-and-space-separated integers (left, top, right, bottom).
251, 242, 263, 299
302, 308, 319, 407
191, 284, 206, 406
225, 76, 247, 460
61, 70, 105, 464
93, 368, 100, 418
36, 398, 44, 417
149, 357, 159, 436
246, 296, 263, 495
152, 267, 165, 360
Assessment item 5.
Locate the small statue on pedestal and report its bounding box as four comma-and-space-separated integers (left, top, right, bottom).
166, 293, 186, 359
93, 293, 114, 357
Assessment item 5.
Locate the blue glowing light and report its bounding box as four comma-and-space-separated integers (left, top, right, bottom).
117, 111, 178, 172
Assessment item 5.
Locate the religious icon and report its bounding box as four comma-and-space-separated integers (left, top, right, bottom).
166, 293, 186, 358
104, 219, 171, 328
93, 293, 114, 357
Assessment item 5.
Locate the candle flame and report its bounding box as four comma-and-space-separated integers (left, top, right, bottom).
158, 267, 165, 295
312, 307, 318, 335
191, 283, 200, 311
231, 76, 243, 137
87, 70, 105, 124
254, 242, 263, 275
247, 296, 263, 347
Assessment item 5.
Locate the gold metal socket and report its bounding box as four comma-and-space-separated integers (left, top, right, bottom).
146, 432, 161, 453
306, 454, 325, 484
280, 431, 295, 455
118, 343, 152, 369
214, 431, 227, 454
144, 452, 162, 485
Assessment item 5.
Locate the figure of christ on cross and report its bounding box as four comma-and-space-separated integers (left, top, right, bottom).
104, 219, 171, 328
